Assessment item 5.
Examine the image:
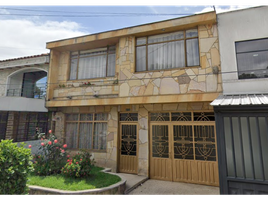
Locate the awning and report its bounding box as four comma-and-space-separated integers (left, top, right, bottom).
210, 94, 268, 106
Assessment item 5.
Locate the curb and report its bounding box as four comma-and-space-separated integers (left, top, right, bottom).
28, 168, 126, 195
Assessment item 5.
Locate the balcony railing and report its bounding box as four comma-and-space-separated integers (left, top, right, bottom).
7, 87, 46, 99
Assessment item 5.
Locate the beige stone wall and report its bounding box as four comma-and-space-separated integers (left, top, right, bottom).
118, 24, 221, 98
53, 102, 213, 175
54, 105, 118, 172
50, 24, 221, 102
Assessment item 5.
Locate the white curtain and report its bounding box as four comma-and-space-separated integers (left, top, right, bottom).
186, 38, 200, 66
148, 40, 185, 70
136, 46, 146, 71
66, 123, 78, 149
93, 122, 107, 150
78, 55, 106, 79
79, 123, 93, 149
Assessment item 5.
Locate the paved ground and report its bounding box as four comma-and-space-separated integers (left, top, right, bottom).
128, 179, 220, 195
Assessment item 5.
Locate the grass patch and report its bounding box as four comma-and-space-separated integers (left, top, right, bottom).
28, 166, 121, 191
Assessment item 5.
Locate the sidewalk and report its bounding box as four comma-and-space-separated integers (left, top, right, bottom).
128, 179, 220, 195
116, 173, 148, 194
116, 173, 219, 195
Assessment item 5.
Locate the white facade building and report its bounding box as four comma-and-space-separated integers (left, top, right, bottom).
217, 6, 268, 95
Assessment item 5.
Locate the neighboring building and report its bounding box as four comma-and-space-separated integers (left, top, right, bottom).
0, 54, 50, 142
211, 6, 268, 194
46, 11, 222, 186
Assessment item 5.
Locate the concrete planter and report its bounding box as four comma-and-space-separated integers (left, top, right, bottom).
28, 169, 126, 195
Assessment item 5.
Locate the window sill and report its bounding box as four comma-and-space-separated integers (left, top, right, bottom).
134, 65, 200, 74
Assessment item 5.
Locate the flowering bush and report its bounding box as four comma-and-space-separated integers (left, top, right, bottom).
32, 130, 67, 176
61, 150, 95, 178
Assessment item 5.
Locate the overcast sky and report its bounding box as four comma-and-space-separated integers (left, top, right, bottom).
0, 2, 263, 60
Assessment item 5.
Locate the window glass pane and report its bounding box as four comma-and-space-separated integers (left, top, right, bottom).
186, 29, 198, 38
173, 125, 193, 159
236, 38, 268, 53
70, 58, 78, 80
152, 125, 169, 158
93, 122, 107, 150
78, 55, 106, 79
194, 112, 215, 121
66, 123, 78, 149
171, 112, 191, 121
148, 40, 185, 70
80, 49, 106, 56
186, 38, 200, 66
150, 113, 170, 121
136, 46, 146, 72
95, 113, 108, 121
237, 51, 268, 79
136, 37, 146, 45
119, 113, 138, 121
66, 114, 79, 121
194, 125, 216, 161
79, 123, 92, 149
107, 53, 116, 77
80, 114, 93, 121
148, 31, 184, 44
108, 46, 116, 53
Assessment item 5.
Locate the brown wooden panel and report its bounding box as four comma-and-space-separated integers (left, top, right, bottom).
173, 159, 219, 186
150, 158, 172, 181
120, 155, 137, 174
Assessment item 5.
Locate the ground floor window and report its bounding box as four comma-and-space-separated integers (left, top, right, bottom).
16, 112, 48, 142
65, 113, 108, 151
0, 112, 8, 140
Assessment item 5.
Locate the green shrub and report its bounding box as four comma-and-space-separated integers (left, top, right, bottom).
61, 150, 95, 178
0, 139, 33, 194
33, 130, 67, 176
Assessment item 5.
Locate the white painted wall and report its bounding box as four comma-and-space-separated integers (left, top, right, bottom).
218, 6, 268, 95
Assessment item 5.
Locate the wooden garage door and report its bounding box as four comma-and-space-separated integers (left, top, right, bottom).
150, 112, 219, 186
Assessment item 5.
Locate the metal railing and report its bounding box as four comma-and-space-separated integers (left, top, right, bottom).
7, 86, 46, 99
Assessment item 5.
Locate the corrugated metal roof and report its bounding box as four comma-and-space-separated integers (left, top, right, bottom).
211, 94, 268, 106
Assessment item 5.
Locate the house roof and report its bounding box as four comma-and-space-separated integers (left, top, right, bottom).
0, 53, 49, 63
0, 53, 50, 70
210, 94, 268, 106
46, 11, 216, 51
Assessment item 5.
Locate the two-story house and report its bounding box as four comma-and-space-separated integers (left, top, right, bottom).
211, 6, 268, 194
46, 11, 221, 186
0, 54, 50, 143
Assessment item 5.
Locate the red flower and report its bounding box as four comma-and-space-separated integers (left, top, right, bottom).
54, 139, 58, 143
28, 145, 32, 148
69, 162, 71, 165
80, 159, 82, 161
41, 143, 45, 146
63, 144, 67, 148
48, 141, 52, 145
76, 162, 78, 164
67, 155, 70, 158
61, 149, 65, 153
67, 159, 70, 162
49, 130, 52, 134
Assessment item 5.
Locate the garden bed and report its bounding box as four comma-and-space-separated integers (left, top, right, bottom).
28, 168, 126, 195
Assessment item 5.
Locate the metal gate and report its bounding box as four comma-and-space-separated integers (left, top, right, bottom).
149, 112, 219, 186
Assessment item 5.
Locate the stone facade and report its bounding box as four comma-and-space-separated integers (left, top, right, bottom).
53, 102, 213, 176
45, 12, 221, 178
118, 25, 221, 98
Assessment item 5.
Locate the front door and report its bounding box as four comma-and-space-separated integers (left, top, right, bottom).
119, 122, 138, 174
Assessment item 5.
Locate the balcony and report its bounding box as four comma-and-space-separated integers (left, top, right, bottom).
7, 85, 46, 99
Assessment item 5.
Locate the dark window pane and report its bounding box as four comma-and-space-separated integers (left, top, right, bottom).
150, 113, 170, 121
194, 112, 215, 121
152, 125, 169, 158
120, 113, 138, 121
236, 38, 268, 53
66, 114, 79, 121
258, 117, 268, 180
224, 117, 235, 177
121, 124, 137, 155
171, 112, 192, 121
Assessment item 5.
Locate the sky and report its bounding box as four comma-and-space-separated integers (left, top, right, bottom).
0, 2, 264, 61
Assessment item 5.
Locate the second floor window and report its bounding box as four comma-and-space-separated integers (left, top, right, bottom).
236, 38, 268, 79
69, 46, 116, 80
136, 29, 199, 72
